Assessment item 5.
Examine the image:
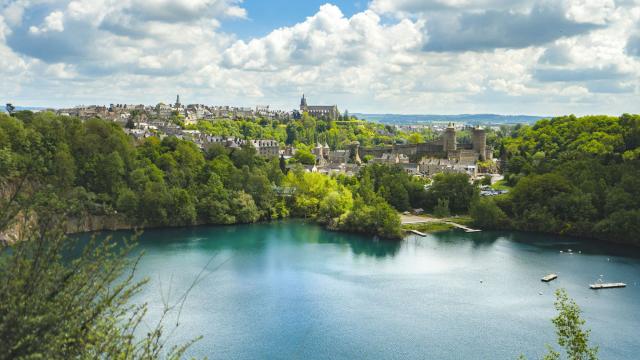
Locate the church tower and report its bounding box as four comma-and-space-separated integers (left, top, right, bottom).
300, 94, 308, 112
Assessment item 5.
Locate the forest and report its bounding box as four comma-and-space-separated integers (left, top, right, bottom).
3, 111, 640, 245
475, 114, 640, 245
0, 111, 404, 239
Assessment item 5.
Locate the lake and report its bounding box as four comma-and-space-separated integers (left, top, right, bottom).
111, 221, 640, 359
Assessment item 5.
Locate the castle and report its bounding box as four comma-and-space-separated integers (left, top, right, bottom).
299, 94, 340, 120
358, 123, 492, 163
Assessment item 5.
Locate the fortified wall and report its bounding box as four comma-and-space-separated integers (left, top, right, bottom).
358, 124, 491, 163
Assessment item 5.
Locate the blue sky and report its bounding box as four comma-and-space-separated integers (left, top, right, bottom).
1, 0, 639, 115
222, 0, 364, 39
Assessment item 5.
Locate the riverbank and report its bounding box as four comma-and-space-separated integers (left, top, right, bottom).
0, 211, 403, 244
400, 214, 476, 234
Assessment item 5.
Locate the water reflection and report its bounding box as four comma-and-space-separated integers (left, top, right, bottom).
78, 221, 640, 360
429, 229, 500, 248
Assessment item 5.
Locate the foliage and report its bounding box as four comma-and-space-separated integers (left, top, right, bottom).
194, 110, 414, 149
358, 164, 428, 212
0, 185, 199, 359
0, 111, 405, 239
425, 173, 477, 214
342, 196, 403, 239
292, 145, 316, 165
433, 198, 451, 218
469, 197, 509, 229
496, 114, 640, 244
522, 289, 599, 360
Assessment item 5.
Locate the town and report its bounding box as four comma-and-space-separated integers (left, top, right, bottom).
47, 94, 501, 183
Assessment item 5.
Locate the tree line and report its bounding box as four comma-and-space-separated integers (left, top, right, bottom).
472, 114, 640, 246
0, 111, 402, 239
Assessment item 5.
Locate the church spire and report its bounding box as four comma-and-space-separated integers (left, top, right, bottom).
300, 93, 308, 111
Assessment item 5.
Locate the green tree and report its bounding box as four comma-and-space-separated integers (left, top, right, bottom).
318, 189, 353, 225
230, 191, 260, 223
433, 198, 450, 218
522, 289, 598, 360
0, 193, 198, 359
426, 173, 477, 214
293, 148, 316, 165
470, 197, 509, 229
125, 117, 135, 129
407, 132, 424, 144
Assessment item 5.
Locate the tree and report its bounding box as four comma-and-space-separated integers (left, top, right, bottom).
125, 117, 135, 129
318, 189, 353, 225
407, 132, 424, 144
293, 148, 316, 165
5, 103, 15, 116
230, 191, 260, 223
433, 198, 450, 218
522, 289, 599, 360
342, 196, 402, 239
0, 193, 198, 359
426, 173, 477, 214
279, 155, 287, 174
470, 197, 508, 229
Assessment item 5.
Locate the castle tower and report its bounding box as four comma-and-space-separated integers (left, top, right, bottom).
300, 94, 308, 112
472, 126, 487, 161
443, 122, 457, 153
349, 141, 362, 165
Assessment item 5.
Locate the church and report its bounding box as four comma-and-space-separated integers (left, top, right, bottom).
299, 94, 340, 120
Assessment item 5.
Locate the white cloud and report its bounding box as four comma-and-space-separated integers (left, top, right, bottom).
0, 0, 638, 115
564, 0, 616, 24
44, 62, 77, 79
222, 4, 424, 71
29, 10, 64, 34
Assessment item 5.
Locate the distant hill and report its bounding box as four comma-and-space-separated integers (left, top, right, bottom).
353, 113, 548, 125
1, 106, 48, 113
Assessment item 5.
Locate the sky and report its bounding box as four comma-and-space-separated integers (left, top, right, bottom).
1, 0, 639, 115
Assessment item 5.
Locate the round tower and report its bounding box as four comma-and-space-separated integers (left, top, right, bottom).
443, 123, 457, 152
472, 126, 487, 161
349, 141, 361, 164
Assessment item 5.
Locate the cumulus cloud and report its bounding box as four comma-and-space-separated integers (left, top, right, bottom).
29, 10, 64, 34
423, 4, 601, 52
4, 0, 243, 76
0, 0, 639, 115
222, 4, 424, 71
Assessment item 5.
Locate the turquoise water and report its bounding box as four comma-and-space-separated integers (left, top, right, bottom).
112, 221, 640, 359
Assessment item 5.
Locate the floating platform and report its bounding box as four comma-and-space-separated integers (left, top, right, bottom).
407, 229, 427, 237
541, 274, 558, 282
589, 282, 626, 289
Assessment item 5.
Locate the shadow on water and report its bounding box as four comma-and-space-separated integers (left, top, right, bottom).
283, 221, 403, 259
320, 231, 402, 259
74, 221, 640, 261
468, 230, 640, 259
428, 229, 500, 248
76, 220, 403, 260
